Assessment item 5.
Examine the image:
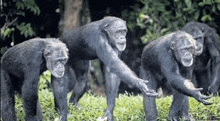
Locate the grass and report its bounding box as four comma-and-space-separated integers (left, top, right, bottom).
13, 71, 220, 120
15, 90, 220, 121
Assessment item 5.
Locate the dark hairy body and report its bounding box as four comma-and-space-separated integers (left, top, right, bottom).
1, 38, 69, 121
52, 16, 157, 121
140, 31, 212, 121
182, 22, 220, 96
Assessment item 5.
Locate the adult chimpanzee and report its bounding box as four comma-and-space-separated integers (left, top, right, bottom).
52, 16, 157, 121
140, 31, 212, 121
181, 22, 220, 96
1, 38, 69, 121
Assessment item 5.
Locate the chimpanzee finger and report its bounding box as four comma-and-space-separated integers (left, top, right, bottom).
204, 95, 212, 100
199, 95, 213, 105
143, 80, 149, 84
195, 88, 203, 91
201, 100, 213, 105
145, 92, 158, 97
143, 89, 158, 97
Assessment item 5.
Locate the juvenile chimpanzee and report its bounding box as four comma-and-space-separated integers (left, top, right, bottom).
182, 22, 220, 96
1, 38, 69, 121
140, 31, 212, 121
52, 16, 157, 121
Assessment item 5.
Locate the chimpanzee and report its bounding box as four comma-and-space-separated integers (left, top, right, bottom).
52, 16, 157, 121
140, 31, 212, 121
1, 38, 69, 121
181, 22, 220, 96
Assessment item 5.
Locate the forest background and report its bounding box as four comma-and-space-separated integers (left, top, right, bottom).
1, 0, 220, 95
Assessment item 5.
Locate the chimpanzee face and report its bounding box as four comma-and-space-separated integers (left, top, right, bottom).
104, 20, 127, 51
191, 27, 204, 55
44, 46, 68, 78
170, 31, 197, 67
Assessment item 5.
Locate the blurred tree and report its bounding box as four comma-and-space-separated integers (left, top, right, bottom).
59, 0, 90, 34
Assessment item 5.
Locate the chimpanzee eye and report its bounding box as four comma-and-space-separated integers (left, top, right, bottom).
121, 30, 127, 35
56, 58, 67, 64
187, 47, 194, 53
115, 30, 120, 34
116, 30, 126, 35
180, 49, 186, 53
60, 59, 67, 64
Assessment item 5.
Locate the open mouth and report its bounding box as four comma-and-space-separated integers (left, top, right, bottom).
116, 42, 126, 51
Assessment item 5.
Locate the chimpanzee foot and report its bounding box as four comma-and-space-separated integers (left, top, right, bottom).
69, 99, 81, 109
170, 115, 195, 121
97, 117, 108, 121
74, 102, 81, 110
181, 115, 195, 121
103, 109, 113, 121
208, 85, 219, 96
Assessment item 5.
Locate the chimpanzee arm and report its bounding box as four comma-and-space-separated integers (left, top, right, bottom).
161, 54, 212, 105
94, 36, 157, 96
208, 57, 220, 96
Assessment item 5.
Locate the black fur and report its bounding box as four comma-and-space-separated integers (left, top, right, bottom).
52, 16, 157, 121
182, 22, 220, 96
140, 31, 212, 121
1, 38, 68, 121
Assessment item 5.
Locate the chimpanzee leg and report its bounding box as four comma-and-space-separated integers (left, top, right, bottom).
169, 92, 194, 121
140, 67, 158, 121
51, 66, 69, 121
37, 100, 43, 120
103, 65, 121, 121
69, 60, 90, 108
196, 71, 209, 94
1, 70, 16, 121
208, 62, 220, 96
22, 74, 40, 121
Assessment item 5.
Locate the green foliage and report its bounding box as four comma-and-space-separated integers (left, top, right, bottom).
1, 27, 15, 38
123, 0, 220, 43
16, 0, 40, 15
17, 22, 35, 37
15, 77, 220, 121
39, 70, 51, 90
1, 0, 40, 43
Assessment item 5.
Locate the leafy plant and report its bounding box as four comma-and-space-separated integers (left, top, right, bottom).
123, 0, 220, 44
1, 0, 40, 55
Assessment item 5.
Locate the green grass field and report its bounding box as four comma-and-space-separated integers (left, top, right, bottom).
12, 71, 220, 120
15, 90, 220, 121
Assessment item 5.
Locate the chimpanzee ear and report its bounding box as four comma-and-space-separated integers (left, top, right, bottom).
43, 49, 50, 58
103, 23, 110, 31
170, 40, 175, 50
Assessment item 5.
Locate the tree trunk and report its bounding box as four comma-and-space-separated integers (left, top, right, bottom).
59, 0, 90, 35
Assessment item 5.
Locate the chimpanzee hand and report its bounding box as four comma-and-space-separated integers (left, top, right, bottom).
193, 88, 213, 105
208, 85, 219, 96
136, 79, 158, 96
